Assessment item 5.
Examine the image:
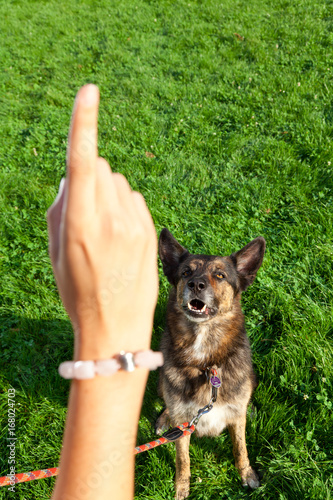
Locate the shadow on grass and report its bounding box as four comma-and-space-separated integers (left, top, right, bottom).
0, 315, 74, 405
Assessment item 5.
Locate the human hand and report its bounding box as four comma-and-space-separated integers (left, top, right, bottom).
47, 84, 158, 361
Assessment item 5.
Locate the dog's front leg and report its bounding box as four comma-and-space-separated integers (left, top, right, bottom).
228, 415, 260, 489
175, 433, 191, 500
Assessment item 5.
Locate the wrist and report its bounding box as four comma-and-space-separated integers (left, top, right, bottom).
73, 324, 153, 361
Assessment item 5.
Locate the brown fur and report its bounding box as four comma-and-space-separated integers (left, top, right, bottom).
156, 229, 265, 499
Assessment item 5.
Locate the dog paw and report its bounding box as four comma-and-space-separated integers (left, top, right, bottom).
241, 467, 260, 489
175, 479, 190, 499
155, 409, 171, 436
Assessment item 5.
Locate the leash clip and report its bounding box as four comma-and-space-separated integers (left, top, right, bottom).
189, 402, 214, 427
187, 368, 221, 429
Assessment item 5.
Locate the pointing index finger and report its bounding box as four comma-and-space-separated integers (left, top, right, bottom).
66, 84, 100, 219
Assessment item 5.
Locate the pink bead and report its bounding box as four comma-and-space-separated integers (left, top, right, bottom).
134, 350, 164, 370
58, 361, 95, 379
95, 359, 120, 376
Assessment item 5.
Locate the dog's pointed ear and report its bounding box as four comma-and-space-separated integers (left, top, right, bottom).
230, 237, 266, 291
159, 228, 189, 285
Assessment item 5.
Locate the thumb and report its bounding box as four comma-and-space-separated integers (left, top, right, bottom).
47, 178, 67, 265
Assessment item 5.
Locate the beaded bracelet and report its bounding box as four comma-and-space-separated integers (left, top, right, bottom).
58, 350, 164, 379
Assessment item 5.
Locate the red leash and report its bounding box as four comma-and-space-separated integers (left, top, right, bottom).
0, 468, 59, 487
0, 423, 195, 487
134, 422, 195, 454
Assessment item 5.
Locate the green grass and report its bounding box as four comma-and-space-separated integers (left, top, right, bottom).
0, 0, 333, 498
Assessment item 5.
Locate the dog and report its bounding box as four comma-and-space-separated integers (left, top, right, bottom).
155, 228, 266, 499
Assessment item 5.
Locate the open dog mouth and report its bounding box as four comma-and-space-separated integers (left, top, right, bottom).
187, 299, 209, 315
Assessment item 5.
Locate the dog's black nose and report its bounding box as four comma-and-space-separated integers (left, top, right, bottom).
188, 279, 206, 293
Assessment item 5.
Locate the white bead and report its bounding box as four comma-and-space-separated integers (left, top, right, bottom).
95, 359, 120, 376
73, 361, 95, 379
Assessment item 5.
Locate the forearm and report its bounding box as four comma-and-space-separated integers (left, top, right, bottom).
52, 369, 148, 500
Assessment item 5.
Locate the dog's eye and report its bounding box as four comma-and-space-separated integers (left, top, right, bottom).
216, 272, 225, 280
182, 269, 191, 277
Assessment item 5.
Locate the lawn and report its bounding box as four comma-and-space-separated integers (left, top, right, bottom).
0, 0, 332, 498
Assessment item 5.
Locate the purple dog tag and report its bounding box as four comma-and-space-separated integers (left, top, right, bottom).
210, 376, 221, 388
